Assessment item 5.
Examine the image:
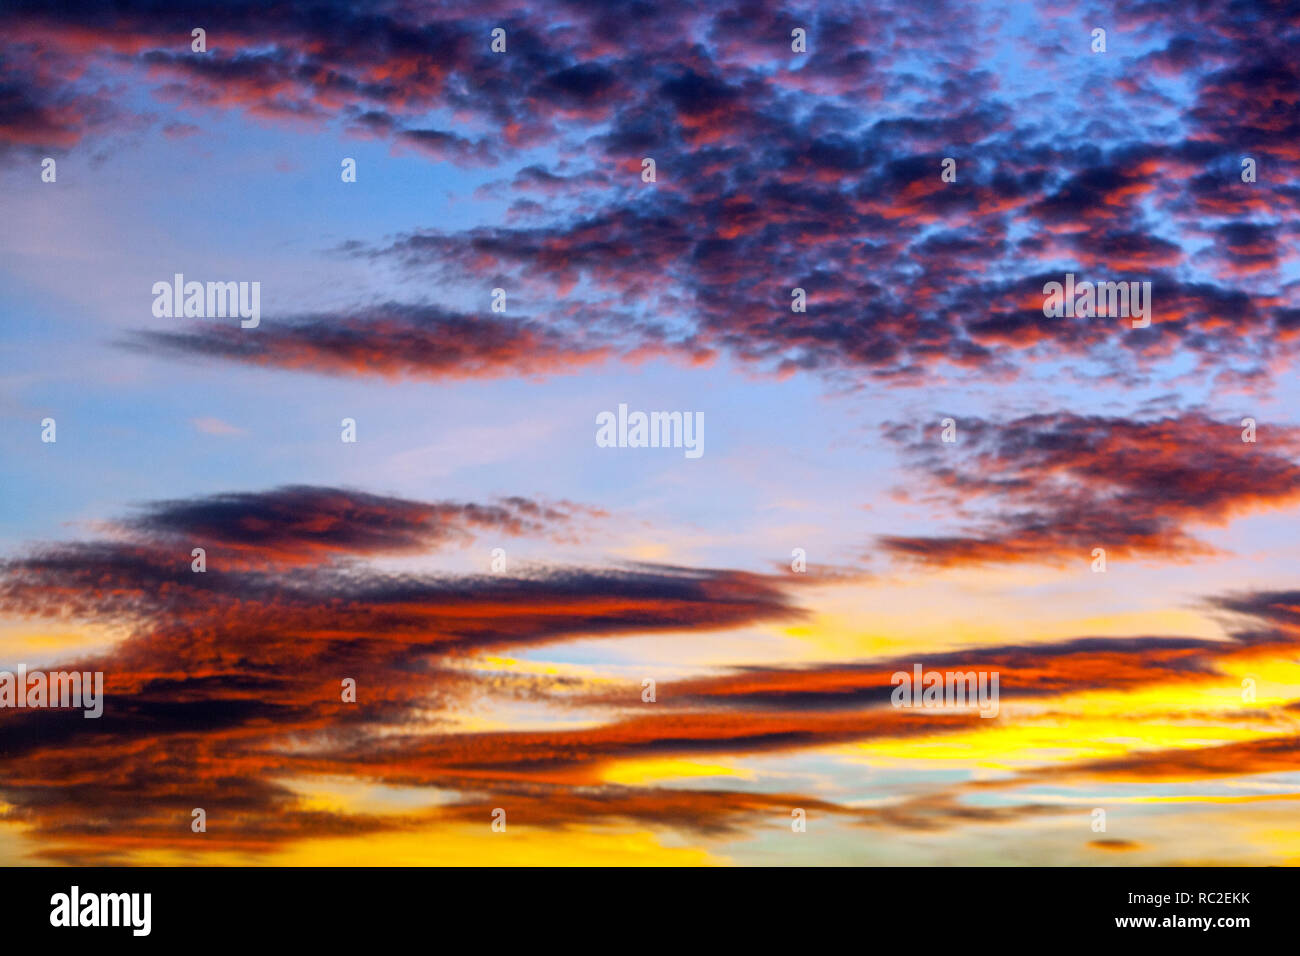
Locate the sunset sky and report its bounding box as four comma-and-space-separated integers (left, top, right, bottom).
1, 0, 1299, 865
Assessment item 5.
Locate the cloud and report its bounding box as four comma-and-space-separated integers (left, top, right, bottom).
0, 487, 810, 859
8, 0, 1300, 864
190, 416, 244, 436
565, 627, 1288, 722
1088, 839, 1141, 851
129, 303, 616, 381
878, 412, 1300, 567
5, 0, 1295, 390
7, 484, 1300, 859
117, 485, 593, 566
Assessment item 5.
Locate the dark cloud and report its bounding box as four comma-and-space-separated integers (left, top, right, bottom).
121, 485, 595, 565
0, 487, 804, 859
633, 632, 1275, 710
6, 484, 1300, 859
877, 412, 1300, 567
128, 303, 616, 381
3, 0, 1292, 387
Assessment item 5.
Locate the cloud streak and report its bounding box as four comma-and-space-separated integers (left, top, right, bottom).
879, 412, 1300, 567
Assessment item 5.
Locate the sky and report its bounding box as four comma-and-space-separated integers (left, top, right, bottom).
0, 0, 1298, 865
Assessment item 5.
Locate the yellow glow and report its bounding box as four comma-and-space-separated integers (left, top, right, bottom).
601, 758, 753, 786
109, 824, 720, 867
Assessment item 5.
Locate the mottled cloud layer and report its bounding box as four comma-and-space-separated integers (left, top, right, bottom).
120, 484, 600, 565
3, 486, 1299, 861
5, 0, 1295, 386
6, 0, 1300, 865
0, 487, 810, 858
879, 412, 1300, 567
